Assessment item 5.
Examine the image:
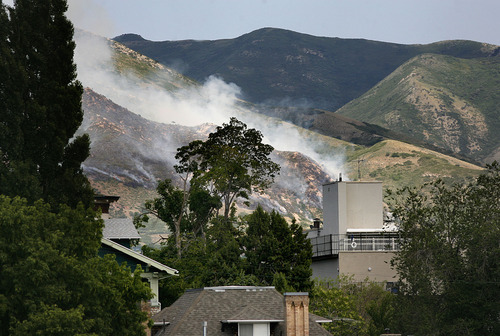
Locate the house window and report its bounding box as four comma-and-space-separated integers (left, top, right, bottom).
238, 323, 270, 336
239, 323, 253, 336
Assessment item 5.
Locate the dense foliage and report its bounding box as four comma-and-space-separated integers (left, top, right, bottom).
243, 206, 313, 291
0, 1, 155, 335
310, 276, 395, 336
142, 205, 313, 306
0, 0, 93, 209
0, 196, 152, 336
137, 117, 280, 256
388, 162, 500, 335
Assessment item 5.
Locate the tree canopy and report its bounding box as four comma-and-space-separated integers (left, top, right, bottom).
0, 196, 152, 336
175, 117, 280, 219
0, 0, 93, 209
142, 205, 313, 306
310, 276, 395, 336
137, 117, 280, 257
388, 162, 500, 335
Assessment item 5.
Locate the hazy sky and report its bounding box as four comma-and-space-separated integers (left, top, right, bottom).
3, 0, 498, 45
61, 0, 500, 45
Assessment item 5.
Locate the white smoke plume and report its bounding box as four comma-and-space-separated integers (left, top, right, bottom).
69, 0, 348, 182
73, 32, 240, 127
67, 0, 115, 38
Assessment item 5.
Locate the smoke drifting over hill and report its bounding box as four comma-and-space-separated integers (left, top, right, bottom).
74, 30, 242, 127
73, 28, 347, 183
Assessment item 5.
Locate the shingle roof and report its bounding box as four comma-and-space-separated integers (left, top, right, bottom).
153, 286, 332, 336
102, 218, 141, 240
223, 305, 283, 323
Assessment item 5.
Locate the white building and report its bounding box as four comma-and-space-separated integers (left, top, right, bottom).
308, 180, 399, 284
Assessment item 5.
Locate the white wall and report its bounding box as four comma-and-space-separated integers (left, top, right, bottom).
338, 251, 398, 283
323, 181, 383, 234
312, 181, 395, 282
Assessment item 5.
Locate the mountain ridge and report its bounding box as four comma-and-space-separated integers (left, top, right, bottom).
75, 30, 487, 234
114, 27, 499, 112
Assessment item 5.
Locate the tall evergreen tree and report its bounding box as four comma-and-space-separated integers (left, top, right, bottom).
0, 1, 38, 201
0, 0, 92, 208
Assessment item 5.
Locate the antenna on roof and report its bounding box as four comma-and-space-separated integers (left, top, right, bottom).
339, 173, 342, 181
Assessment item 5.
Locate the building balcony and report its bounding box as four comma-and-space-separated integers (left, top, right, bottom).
310, 233, 400, 259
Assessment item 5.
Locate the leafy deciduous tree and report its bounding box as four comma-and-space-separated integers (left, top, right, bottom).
135, 179, 222, 257
176, 117, 280, 219
310, 277, 366, 336
0, 196, 152, 336
138, 117, 278, 257
137, 179, 185, 256
388, 162, 500, 335
310, 276, 396, 336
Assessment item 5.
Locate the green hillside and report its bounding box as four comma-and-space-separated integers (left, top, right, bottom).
336, 54, 500, 163
114, 28, 498, 112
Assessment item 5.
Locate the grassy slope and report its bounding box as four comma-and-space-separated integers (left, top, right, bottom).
344, 140, 483, 193
336, 54, 500, 163
110, 40, 198, 91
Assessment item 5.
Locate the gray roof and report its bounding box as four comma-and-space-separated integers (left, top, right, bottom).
153, 286, 332, 336
102, 218, 141, 240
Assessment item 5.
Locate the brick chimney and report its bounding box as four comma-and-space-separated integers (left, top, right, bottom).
284, 292, 309, 336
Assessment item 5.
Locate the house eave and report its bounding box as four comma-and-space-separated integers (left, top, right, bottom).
101, 238, 179, 275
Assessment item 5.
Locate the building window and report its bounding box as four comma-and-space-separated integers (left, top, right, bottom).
239, 323, 253, 336
238, 323, 270, 336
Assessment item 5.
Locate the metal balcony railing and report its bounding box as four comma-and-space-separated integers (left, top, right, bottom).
310, 234, 400, 258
